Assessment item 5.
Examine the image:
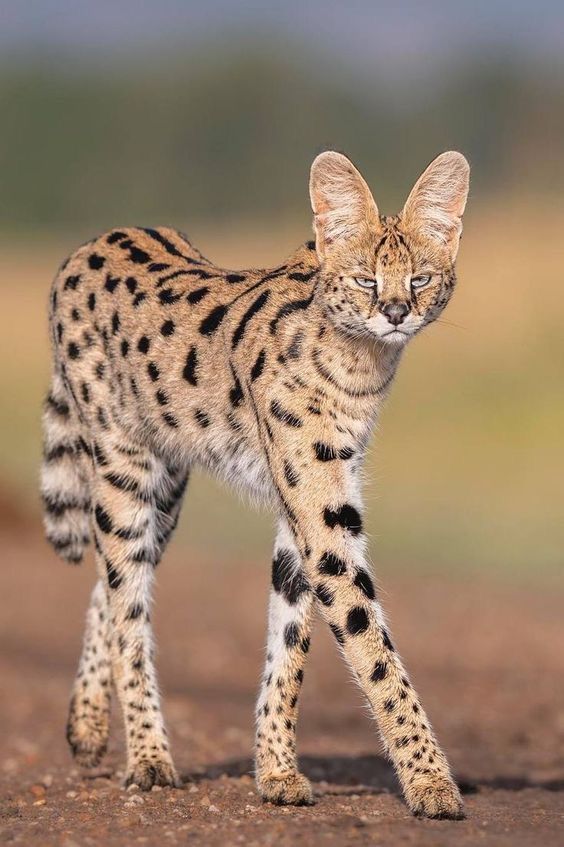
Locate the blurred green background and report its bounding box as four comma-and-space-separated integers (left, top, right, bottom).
1, 1, 563, 577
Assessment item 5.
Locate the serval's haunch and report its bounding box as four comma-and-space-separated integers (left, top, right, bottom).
41, 151, 470, 818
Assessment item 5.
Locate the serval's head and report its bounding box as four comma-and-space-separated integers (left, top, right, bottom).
310, 150, 470, 345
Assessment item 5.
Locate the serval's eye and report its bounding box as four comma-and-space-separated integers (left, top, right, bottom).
354, 277, 376, 290
411, 275, 431, 289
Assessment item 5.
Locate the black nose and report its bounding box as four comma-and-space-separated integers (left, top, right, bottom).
380, 301, 410, 326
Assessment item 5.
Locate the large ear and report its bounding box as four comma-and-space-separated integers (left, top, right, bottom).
309, 151, 379, 258
402, 151, 470, 259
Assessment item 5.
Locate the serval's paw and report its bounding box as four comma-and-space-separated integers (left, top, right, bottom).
125, 758, 181, 791
258, 772, 314, 806
66, 696, 109, 767
405, 774, 464, 820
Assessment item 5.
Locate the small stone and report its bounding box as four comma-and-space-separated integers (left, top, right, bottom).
188, 785, 199, 794
208, 804, 220, 813
127, 783, 140, 793
66, 791, 77, 799
30, 784, 46, 798
151, 785, 163, 792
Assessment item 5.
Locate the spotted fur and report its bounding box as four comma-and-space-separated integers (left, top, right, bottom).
41, 151, 469, 818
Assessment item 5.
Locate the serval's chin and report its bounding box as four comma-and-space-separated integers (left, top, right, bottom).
41, 150, 469, 819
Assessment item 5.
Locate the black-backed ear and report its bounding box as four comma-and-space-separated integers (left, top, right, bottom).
402, 151, 470, 260
309, 151, 379, 259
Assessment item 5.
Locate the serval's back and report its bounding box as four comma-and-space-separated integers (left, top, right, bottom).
41, 150, 469, 818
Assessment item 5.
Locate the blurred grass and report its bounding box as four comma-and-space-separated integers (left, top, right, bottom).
1, 199, 563, 577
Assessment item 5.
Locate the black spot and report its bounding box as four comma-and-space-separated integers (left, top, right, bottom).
315, 442, 337, 462
95, 505, 113, 534
133, 292, 147, 307
148, 262, 169, 273
64, 274, 81, 291
199, 304, 228, 336
330, 624, 345, 645
307, 240, 316, 250
121, 339, 129, 357
229, 374, 244, 407
296, 668, 304, 684
158, 288, 182, 305
194, 409, 210, 428
226, 273, 246, 283
323, 504, 363, 535
284, 623, 300, 648
106, 559, 122, 590
71, 308, 80, 321
354, 569, 376, 600
137, 335, 150, 354
346, 606, 369, 635
180, 347, 198, 386
126, 277, 138, 294
232, 289, 270, 349
107, 230, 126, 244
187, 286, 209, 305
251, 349, 266, 381
68, 342, 80, 360
283, 461, 299, 488
384, 698, 395, 712
382, 629, 395, 651
161, 320, 175, 336
128, 604, 143, 620
314, 442, 354, 461
162, 412, 179, 428
315, 583, 334, 606
88, 292, 96, 311
81, 382, 90, 403
271, 549, 309, 605
128, 245, 151, 264
147, 362, 160, 381
270, 400, 302, 428
156, 389, 168, 406
88, 254, 105, 270
56, 323, 63, 342
318, 552, 347, 576
104, 274, 120, 293
112, 311, 120, 334
371, 661, 388, 682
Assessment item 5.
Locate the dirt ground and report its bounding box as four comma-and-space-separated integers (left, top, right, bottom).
1, 527, 563, 847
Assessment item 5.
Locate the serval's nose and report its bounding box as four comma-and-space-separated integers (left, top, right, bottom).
380, 300, 410, 326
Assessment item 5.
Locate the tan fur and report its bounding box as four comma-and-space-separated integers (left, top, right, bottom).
41, 151, 469, 818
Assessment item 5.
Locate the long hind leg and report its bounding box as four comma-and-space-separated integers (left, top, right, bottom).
66, 456, 189, 771
67, 580, 112, 766
90, 433, 187, 788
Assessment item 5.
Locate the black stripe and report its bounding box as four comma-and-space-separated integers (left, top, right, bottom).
250, 349, 266, 381
232, 289, 270, 349
187, 286, 209, 305
199, 304, 228, 336
270, 292, 315, 334
140, 228, 198, 261
270, 400, 302, 428
183, 347, 198, 385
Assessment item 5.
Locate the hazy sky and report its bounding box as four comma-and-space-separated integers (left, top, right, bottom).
3, 0, 564, 77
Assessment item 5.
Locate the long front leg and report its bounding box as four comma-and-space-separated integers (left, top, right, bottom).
266, 427, 463, 819
255, 519, 315, 805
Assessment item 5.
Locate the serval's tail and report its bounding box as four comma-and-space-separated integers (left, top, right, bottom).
41, 369, 91, 563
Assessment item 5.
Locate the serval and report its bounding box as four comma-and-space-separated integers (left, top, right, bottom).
41, 150, 469, 818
